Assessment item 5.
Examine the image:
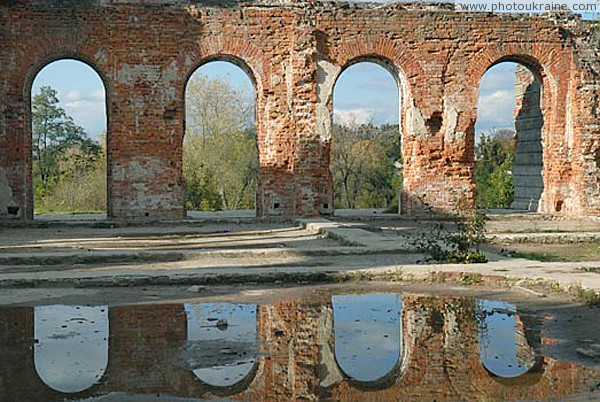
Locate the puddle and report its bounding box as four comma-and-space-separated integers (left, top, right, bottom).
1, 292, 599, 401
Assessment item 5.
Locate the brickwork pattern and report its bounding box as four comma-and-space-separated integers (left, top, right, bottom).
1, 0, 599, 220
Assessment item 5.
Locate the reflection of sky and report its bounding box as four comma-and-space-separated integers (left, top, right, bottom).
185, 303, 257, 387
333, 294, 402, 382
477, 299, 534, 378
34, 305, 108, 393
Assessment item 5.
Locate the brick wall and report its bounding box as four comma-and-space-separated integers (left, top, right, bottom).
1, 0, 598, 220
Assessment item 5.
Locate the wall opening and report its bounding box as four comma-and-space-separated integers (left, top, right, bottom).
476, 300, 539, 379
332, 294, 402, 383
34, 305, 109, 393
184, 302, 258, 388
331, 61, 402, 215
184, 61, 258, 218
475, 62, 544, 212
30, 59, 107, 219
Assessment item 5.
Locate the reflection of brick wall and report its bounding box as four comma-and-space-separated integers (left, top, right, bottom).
1, 1, 599, 220
1, 299, 599, 401
106, 304, 187, 393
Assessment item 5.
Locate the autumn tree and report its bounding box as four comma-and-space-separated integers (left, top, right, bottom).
184, 74, 258, 211
331, 122, 402, 209
475, 128, 516, 208
32, 85, 105, 212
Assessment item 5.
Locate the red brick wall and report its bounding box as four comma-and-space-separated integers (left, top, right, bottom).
1, 1, 598, 220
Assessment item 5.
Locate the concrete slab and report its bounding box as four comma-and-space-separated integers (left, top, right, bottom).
0, 216, 598, 299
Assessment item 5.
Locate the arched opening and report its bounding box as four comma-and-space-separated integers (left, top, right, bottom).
184, 302, 258, 388
30, 59, 107, 219
332, 293, 403, 383
184, 60, 258, 218
332, 61, 402, 215
476, 300, 539, 378
34, 305, 109, 393
475, 62, 544, 212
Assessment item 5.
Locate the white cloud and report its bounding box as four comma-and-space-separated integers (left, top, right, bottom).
477, 89, 515, 126
59, 89, 107, 138
333, 108, 375, 126
90, 88, 105, 101
64, 90, 82, 102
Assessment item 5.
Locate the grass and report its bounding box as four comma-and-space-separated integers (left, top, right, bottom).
570, 284, 600, 306
459, 273, 483, 286
507, 250, 563, 262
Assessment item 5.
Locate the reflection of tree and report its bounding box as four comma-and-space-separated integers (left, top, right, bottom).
184, 74, 257, 211
332, 122, 402, 209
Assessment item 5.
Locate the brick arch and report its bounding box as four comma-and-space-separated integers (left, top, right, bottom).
185, 36, 267, 93
330, 37, 424, 100
468, 47, 556, 105
465, 44, 569, 214
23, 51, 111, 105
14, 46, 111, 219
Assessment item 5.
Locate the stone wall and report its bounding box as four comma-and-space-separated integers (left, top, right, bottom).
1, 0, 599, 220
512, 65, 544, 211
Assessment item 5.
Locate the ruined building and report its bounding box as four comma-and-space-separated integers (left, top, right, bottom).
1, 0, 599, 220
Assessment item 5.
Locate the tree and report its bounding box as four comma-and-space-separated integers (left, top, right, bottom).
32, 85, 104, 212
331, 122, 401, 209
475, 129, 516, 208
184, 74, 257, 210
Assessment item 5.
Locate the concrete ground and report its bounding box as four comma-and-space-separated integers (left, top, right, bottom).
1, 211, 600, 304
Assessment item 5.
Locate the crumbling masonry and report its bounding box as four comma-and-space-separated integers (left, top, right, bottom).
1, 0, 599, 220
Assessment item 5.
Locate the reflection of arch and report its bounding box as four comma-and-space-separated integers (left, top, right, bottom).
476, 300, 543, 381
331, 294, 404, 389
33, 305, 109, 394
184, 303, 259, 395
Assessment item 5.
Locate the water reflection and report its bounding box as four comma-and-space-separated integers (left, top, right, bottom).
33, 305, 108, 393
332, 294, 402, 382
477, 300, 537, 378
0, 293, 598, 402
184, 303, 258, 387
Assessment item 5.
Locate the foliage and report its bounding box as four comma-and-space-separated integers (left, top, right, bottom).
408, 198, 488, 264
475, 129, 515, 209
331, 122, 402, 209
570, 285, 600, 306
32, 85, 105, 213
184, 74, 257, 211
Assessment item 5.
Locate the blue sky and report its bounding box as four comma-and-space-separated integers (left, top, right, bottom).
32, 59, 519, 142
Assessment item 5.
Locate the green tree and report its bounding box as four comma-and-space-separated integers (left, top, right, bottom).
32, 85, 104, 212
184, 74, 257, 210
475, 129, 515, 208
332, 122, 401, 209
